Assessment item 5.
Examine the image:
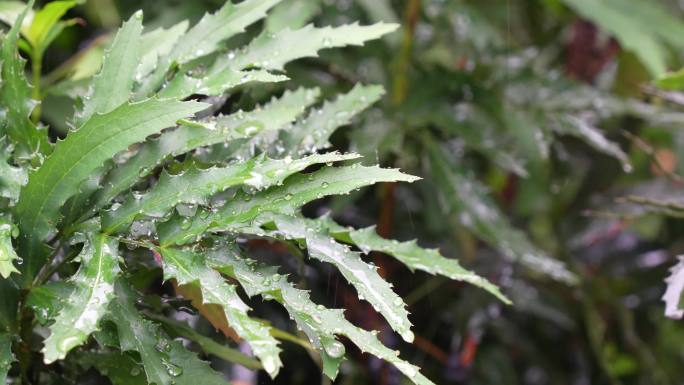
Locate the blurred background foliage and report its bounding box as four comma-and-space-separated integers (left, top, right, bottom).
3, 0, 684, 384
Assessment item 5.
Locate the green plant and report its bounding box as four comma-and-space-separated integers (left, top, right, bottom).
0, 1, 508, 384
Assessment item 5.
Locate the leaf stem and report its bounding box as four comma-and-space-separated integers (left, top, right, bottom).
31, 49, 43, 123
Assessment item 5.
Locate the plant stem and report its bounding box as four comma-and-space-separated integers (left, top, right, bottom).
31, 49, 43, 123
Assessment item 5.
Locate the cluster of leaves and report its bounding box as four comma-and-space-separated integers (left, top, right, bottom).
0, 1, 511, 384
276, 0, 684, 383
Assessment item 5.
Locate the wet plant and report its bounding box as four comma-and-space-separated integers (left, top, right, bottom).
0, 1, 511, 384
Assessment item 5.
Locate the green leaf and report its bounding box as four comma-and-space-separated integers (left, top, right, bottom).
26, 280, 74, 325
158, 68, 287, 100
138, 0, 281, 97
102, 152, 359, 234
0, 141, 28, 203
554, 115, 630, 172
159, 247, 282, 377
213, 22, 398, 73
655, 67, 684, 91
25, 0, 79, 54
264, 0, 319, 32
308, 214, 510, 303
207, 246, 437, 385
0, 279, 20, 332
0, 217, 20, 279
424, 137, 577, 284
91, 87, 316, 217
282, 83, 385, 155
0, 0, 50, 163
108, 279, 227, 385
136, 20, 189, 81
76, 351, 147, 385
76, 11, 143, 126
42, 233, 120, 363
0, 332, 13, 383
15, 99, 206, 280
147, 314, 262, 370
252, 213, 414, 342
158, 164, 419, 246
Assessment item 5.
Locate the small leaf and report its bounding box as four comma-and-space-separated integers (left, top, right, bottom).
160, 247, 283, 377
663, 256, 684, 319
76, 11, 143, 125
214, 22, 398, 72
25, 0, 79, 54
138, 0, 281, 97
108, 279, 227, 385
159, 68, 288, 100
310, 214, 510, 303
42, 233, 120, 363
0, 217, 20, 279
282, 84, 385, 155
159, 164, 419, 246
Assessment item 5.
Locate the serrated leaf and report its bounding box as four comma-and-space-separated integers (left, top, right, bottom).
308, 214, 510, 303
108, 279, 227, 385
148, 314, 262, 370
158, 68, 288, 100
76, 351, 147, 385
103, 152, 359, 233
213, 22, 398, 73
42, 233, 120, 363
0, 332, 13, 383
172, 281, 241, 341
207, 246, 437, 385
0, 0, 50, 162
26, 280, 74, 325
0, 141, 28, 203
160, 247, 282, 377
136, 20, 189, 81
0, 217, 20, 279
138, 0, 281, 97
255, 213, 414, 342
555, 115, 630, 171
264, 0, 319, 32
76, 11, 143, 126
663, 256, 684, 319
15, 99, 206, 280
158, 164, 419, 246
91, 88, 316, 216
282, 83, 385, 155
425, 137, 577, 284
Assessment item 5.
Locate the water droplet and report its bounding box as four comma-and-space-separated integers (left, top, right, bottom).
162, 359, 183, 377
324, 340, 345, 358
